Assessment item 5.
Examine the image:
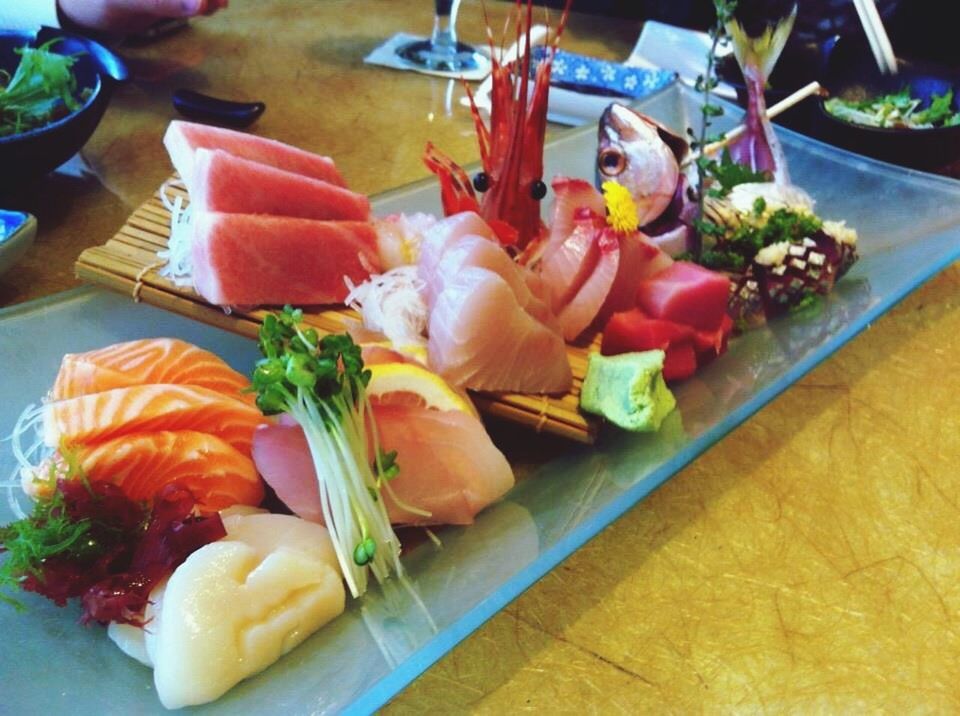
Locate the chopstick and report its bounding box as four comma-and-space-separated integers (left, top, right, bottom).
852, 0, 898, 75
684, 80, 825, 166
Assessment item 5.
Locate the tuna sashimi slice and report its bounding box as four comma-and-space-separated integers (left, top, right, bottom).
191, 212, 380, 307
428, 266, 572, 393
163, 120, 345, 192
191, 149, 369, 221
635, 261, 732, 332
601, 308, 733, 382
42, 384, 268, 457
252, 406, 514, 526
72, 431, 263, 510
598, 231, 673, 321
52, 338, 254, 405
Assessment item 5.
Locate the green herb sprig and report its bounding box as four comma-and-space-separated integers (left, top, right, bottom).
687, 0, 739, 260
0, 39, 86, 138
0, 489, 91, 608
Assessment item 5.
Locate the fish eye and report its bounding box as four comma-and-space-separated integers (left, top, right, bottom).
598, 149, 626, 176
473, 172, 490, 192
530, 179, 547, 200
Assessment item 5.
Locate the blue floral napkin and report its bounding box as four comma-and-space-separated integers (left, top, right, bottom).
531, 47, 677, 98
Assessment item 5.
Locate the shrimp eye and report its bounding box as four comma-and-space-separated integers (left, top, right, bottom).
530, 179, 547, 200
598, 149, 626, 176
473, 172, 490, 192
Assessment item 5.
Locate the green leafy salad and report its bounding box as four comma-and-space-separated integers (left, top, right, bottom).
0, 39, 89, 138
825, 87, 960, 130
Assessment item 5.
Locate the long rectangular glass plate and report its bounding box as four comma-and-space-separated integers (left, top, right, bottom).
2, 84, 960, 714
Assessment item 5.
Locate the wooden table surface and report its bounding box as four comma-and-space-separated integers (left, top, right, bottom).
2, 1, 959, 711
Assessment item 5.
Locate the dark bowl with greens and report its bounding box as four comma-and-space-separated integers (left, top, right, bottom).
816, 35, 960, 173
0, 27, 127, 191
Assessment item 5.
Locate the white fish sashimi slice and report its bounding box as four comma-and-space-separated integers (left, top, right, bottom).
428, 266, 571, 393
539, 221, 603, 312
428, 234, 558, 330
544, 177, 606, 258
555, 231, 620, 341
418, 211, 498, 283
252, 405, 515, 527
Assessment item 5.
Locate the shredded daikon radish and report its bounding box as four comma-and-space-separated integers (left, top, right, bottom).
345, 267, 428, 356
157, 182, 195, 287
5, 402, 51, 519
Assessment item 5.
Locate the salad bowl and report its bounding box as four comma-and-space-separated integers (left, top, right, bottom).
815, 35, 960, 172
0, 27, 127, 191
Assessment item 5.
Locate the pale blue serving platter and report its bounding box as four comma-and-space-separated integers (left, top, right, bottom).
2, 84, 960, 714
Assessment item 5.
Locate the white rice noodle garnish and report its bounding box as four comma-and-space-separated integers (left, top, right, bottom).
344, 266, 429, 356
157, 181, 195, 287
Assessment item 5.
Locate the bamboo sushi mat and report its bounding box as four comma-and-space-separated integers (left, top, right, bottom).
76, 178, 601, 444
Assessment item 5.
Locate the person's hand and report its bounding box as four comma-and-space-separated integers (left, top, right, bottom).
57, 0, 228, 35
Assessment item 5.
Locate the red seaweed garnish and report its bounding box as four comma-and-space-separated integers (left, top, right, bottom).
1, 479, 225, 627
81, 484, 226, 626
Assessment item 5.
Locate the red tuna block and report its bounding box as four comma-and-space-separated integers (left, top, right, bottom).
601, 308, 732, 382
191, 149, 370, 221
191, 212, 380, 307
164, 120, 345, 190
635, 261, 731, 332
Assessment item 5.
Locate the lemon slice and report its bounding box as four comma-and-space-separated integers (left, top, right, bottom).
367, 363, 476, 415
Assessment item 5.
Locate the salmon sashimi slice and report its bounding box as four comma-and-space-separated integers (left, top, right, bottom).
191, 149, 370, 221
43, 384, 268, 457
51, 338, 255, 405
163, 119, 346, 191
74, 431, 264, 510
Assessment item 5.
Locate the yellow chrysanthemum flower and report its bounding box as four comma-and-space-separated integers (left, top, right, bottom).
602, 180, 639, 234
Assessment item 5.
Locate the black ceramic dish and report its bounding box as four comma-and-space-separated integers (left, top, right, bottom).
815, 36, 960, 173
0, 27, 127, 191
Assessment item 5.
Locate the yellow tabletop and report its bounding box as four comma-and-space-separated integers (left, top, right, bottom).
3, 1, 959, 711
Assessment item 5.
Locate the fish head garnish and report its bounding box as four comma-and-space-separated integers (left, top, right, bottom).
597, 103, 688, 226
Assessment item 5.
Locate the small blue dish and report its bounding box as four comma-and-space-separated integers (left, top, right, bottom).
0, 210, 36, 277
0, 27, 127, 191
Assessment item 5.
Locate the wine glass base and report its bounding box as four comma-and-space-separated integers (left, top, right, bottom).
397, 39, 489, 73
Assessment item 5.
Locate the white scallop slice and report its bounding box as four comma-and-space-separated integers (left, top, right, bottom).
109, 513, 344, 709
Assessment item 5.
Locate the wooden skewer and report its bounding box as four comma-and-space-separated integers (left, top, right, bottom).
684, 80, 825, 167
852, 0, 898, 75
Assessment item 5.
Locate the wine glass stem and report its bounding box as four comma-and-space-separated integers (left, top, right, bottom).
431, 0, 461, 54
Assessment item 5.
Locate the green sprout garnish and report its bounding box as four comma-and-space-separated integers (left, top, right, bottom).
251, 306, 405, 599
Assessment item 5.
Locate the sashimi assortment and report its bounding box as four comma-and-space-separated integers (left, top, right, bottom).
2, 0, 868, 710
3, 327, 515, 708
